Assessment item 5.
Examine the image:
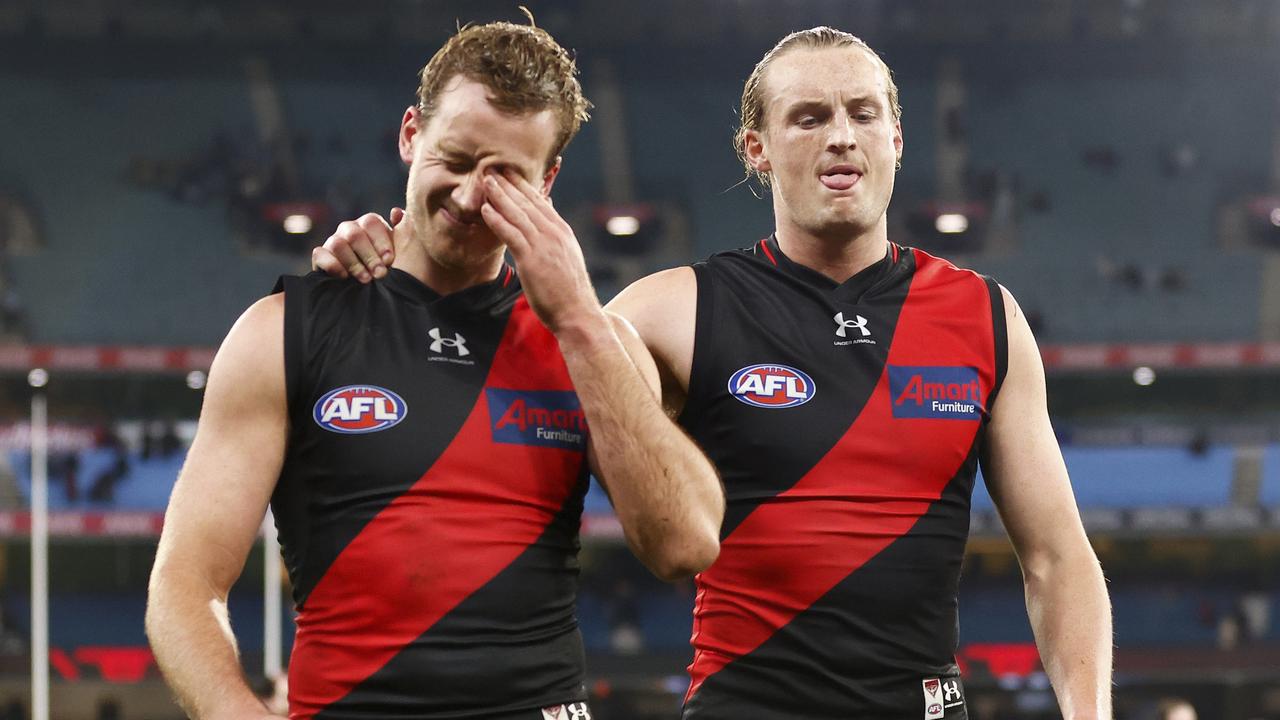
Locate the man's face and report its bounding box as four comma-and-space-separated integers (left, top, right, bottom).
747, 46, 903, 240
399, 76, 560, 271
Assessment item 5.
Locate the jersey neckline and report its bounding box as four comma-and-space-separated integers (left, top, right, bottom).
383, 264, 520, 312
757, 235, 906, 304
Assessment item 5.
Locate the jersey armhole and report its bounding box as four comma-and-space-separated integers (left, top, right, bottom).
676, 262, 715, 427
270, 276, 312, 606
274, 276, 307, 420
983, 276, 1009, 413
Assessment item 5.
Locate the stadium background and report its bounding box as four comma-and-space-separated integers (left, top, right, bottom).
1, 0, 1279, 717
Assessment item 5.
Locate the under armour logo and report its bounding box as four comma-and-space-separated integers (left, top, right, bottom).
834, 312, 871, 338
542, 703, 592, 720
428, 328, 470, 356
942, 679, 962, 703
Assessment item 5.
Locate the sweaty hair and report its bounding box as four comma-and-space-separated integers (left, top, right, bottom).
416, 12, 591, 167
735, 27, 901, 186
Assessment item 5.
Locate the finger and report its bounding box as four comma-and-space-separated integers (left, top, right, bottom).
385, 208, 404, 263
311, 246, 349, 278
354, 214, 392, 278
478, 195, 527, 246
352, 240, 385, 279
502, 171, 569, 231
491, 172, 571, 242
499, 171, 552, 220
480, 201, 530, 257
392, 208, 414, 251
483, 174, 542, 240
324, 225, 372, 282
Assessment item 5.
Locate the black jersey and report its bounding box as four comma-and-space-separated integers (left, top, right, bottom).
679, 238, 1007, 720
271, 268, 590, 719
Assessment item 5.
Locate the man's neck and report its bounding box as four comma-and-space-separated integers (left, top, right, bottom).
773, 219, 890, 284
395, 237, 505, 296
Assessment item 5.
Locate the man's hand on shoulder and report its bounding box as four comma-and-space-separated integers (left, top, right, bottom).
312, 208, 403, 282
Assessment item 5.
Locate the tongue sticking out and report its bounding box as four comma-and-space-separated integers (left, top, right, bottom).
820, 173, 859, 191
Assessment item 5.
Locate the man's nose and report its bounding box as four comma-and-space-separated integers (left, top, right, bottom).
452, 170, 485, 215
827, 114, 857, 153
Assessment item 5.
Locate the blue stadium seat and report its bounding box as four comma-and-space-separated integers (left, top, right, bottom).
974, 445, 1233, 511
10, 449, 183, 511
1063, 445, 1233, 508
1259, 445, 1280, 506
584, 477, 614, 514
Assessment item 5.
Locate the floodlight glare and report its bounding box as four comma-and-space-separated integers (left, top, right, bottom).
935, 213, 969, 234
606, 215, 640, 236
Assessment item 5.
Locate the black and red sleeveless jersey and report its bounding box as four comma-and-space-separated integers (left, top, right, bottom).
270, 267, 590, 719
679, 237, 1007, 720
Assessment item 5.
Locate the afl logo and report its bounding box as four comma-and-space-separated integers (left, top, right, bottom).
313, 385, 407, 434
728, 364, 817, 409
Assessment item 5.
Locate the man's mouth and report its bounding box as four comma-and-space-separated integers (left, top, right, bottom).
819, 165, 862, 191
440, 206, 480, 227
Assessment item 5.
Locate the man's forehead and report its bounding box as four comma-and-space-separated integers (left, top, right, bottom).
433, 75, 543, 122
426, 77, 557, 162
763, 46, 888, 107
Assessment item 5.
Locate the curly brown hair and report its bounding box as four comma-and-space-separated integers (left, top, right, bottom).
416, 13, 592, 168
735, 27, 901, 186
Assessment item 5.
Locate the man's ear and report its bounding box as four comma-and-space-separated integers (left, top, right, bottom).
744, 129, 771, 175
893, 120, 904, 168
542, 157, 562, 195
398, 105, 421, 166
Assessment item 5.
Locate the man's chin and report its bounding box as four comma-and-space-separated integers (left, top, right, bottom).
808, 215, 869, 240
812, 202, 890, 236
429, 242, 505, 273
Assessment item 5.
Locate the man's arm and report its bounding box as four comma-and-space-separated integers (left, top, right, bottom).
480, 171, 722, 581
146, 295, 288, 720
981, 286, 1112, 720
604, 266, 697, 418
572, 310, 723, 580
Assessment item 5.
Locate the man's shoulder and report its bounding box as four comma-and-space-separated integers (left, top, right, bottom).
903, 245, 1000, 288
211, 294, 285, 385
274, 271, 399, 319
620, 265, 696, 295
694, 240, 772, 269
607, 267, 694, 324
273, 270, 370, 297
219, 295, 285, 348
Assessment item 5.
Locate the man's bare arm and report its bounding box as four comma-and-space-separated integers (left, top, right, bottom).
146, 295, 288, 720
982, 287, 1113, 720
605, 267, 698, 418
480, 172, 721, 580
574, 311, 723, 580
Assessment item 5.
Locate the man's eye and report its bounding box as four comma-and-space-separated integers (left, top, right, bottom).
440, 156, 472, 173
798, 116, 819, 128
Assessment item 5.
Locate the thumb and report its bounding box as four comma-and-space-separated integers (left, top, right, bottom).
392, 208, 415, 249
